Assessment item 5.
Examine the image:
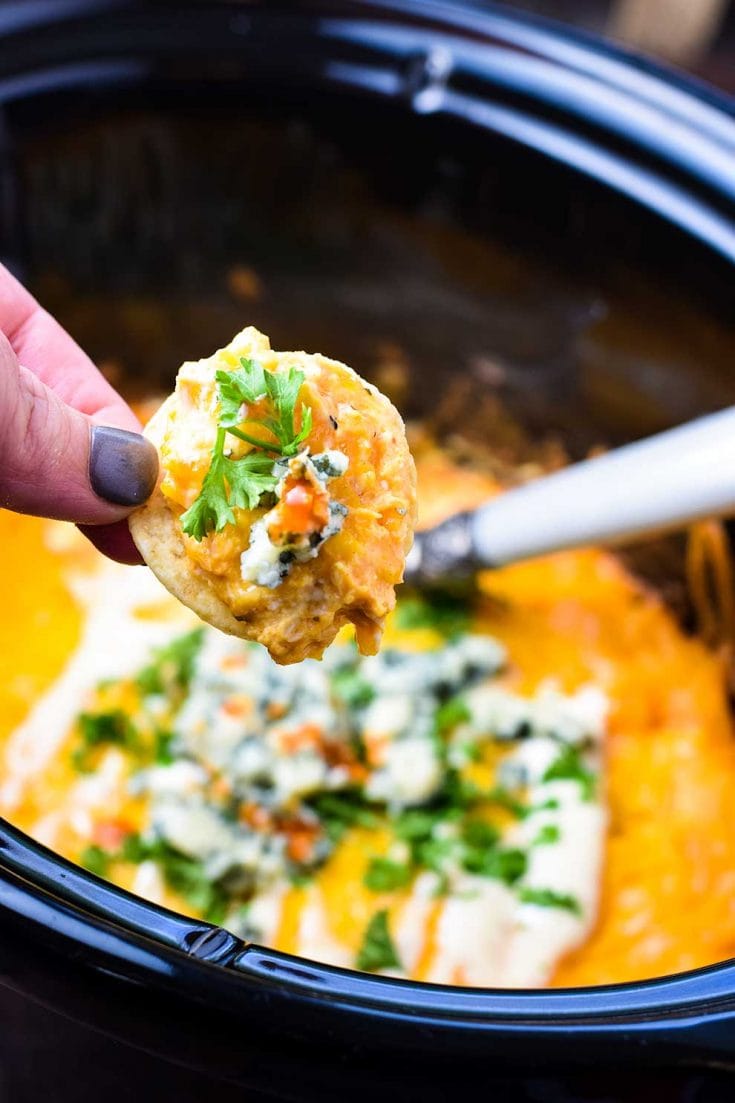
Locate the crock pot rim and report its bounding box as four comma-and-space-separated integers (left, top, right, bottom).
5, 814, 735, 1027
2, 0, 735, 1042
1, 0, 735, 263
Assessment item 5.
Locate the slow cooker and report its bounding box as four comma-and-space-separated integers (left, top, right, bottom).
2, 2, 735, 1099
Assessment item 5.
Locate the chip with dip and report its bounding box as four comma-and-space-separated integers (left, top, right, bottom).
130, 327, 417, 664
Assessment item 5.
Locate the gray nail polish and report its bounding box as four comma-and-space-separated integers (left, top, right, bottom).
89, 426, 158, 506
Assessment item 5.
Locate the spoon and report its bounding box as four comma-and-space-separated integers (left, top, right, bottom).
404, 407, 735, 587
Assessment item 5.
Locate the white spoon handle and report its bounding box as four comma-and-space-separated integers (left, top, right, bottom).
471, 407, 735, 566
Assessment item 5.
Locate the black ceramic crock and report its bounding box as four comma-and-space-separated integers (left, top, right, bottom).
2, 3, 735, 1100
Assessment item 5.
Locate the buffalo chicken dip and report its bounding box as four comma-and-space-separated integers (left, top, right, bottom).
131, 327, 417, 664
3, 444, 734, 987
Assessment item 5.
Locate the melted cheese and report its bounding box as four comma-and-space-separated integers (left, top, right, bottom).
1, 447, 734, 988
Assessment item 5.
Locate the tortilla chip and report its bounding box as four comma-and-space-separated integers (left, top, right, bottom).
130, 329, 417, 664
130, 398, 252, 641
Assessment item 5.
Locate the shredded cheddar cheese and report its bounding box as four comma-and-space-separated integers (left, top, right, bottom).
1, 449, 734, 987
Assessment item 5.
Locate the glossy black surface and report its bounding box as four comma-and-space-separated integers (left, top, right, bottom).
1, 1, 735, 1097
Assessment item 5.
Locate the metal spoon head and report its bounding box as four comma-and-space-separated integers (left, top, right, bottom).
402, 511, 477, 588
401, 511, 481, 599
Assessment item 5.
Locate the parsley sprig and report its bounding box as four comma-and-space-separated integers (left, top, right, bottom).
518, 886, 581, 915
356, 909, 402, 972
180, 358, 313, 541
71, 710, 140, 773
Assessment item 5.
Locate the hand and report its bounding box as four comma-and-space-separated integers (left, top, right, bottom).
0, 263, 158, 564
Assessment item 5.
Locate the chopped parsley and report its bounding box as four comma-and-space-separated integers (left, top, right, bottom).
79, 710, 138, 749
70, 632, 206, 773
119, 834, 229, 924
434, 696, 471, 736
135, 628, 204, 696
167, 853, 229, 925
532, 824, 561, 847
355, 909, 402, 972
181, 359, 313, 541
80, 844, 111, 878
392, 807, 526, 887
309, 793, 380, 842
413, 835, 456, 876
462, 845, 527, 885
542, 745, 596, 801
72, 709, 139, 772
119, 832, 149, 863
331, 665, 375, 710
289, 871, 313, 889
518, 887, 582, 915
394, 593, 470, 640
364, 857, 412, 892
461, 818, 500, 851
394, 807, 448, 842
485, 785, 529, 819
531, 797, 560, 814
153, 729, 175, 765
442, 771, 482, 809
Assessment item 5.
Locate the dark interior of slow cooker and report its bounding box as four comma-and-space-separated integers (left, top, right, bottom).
8, 86, 735, 447
6, 83, 735, 623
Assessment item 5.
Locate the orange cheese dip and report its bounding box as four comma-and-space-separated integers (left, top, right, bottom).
2, 450, 735, 986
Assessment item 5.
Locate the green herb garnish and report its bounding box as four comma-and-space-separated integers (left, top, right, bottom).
331, 666, 376, 710
153, 730, 175, 765
85, 830, 230, 925
531, 797, 560, 814
72, 709, 140, 772
289, 871, 314, 889
461, 818, 500, 850
79, 710, 138, 749
462, 845, 527, 885
518, 887, 582, 915
542, 745, 596, 801
434, 696, 471, 736
180, 430, 279, 541
181, 358, 312, 541
413, 835, 456, 875
394, 593, 471, 640
364, 857, 412, 892
135, 628, 204, 696
356, 909, 402, 972
394, 805, 462, 876
532, 824, 561, 847
118, 834, 229, 924
442, 771, 482, 809
216, 360, 268, 424
215, 359, 312, 453
309, 793, 380, 843
120, 832, 149, 863
394, 807, 447, 842
261, 364, 313, 454
485, 785, 529, 819
80, 844, 111, 878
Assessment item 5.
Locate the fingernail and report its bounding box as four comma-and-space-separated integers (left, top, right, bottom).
89, 426, 158, 507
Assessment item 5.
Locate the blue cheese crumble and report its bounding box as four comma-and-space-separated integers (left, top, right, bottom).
240, 450, 349, 588
67, 599, 608, 982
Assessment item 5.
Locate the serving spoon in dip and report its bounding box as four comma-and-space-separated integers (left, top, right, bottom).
404, 406, 735, 587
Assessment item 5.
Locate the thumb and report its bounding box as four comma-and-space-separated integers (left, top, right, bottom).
0, 335, 158, 524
